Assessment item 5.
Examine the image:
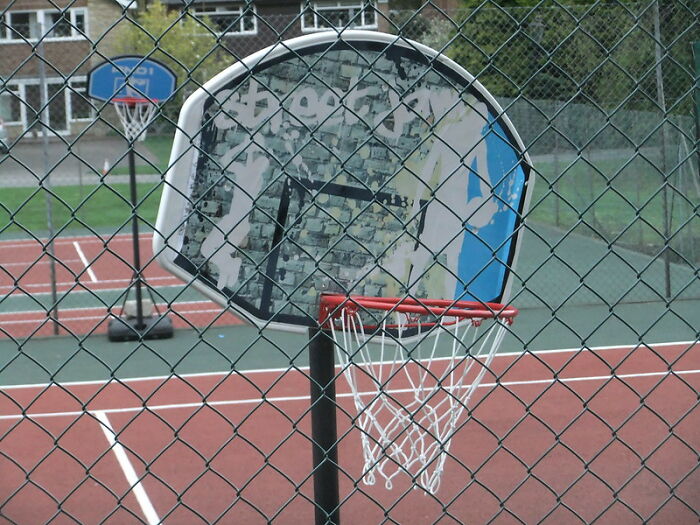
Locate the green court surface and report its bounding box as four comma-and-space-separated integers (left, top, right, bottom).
0, 284, 202, 314
1, 222, 697, 386
1, 296, 697, 388
514, 223, 699, 307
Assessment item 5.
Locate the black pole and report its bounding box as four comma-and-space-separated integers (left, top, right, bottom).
694, 42, 700, 201
36, 27, 59, 335
308, 327, 340, 525
128, 147, 145, 329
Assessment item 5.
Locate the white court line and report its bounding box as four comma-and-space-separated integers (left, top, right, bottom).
72, 241, 98, 283
0, 258, 82, 268
1, 340, 696, 392
94, 411, 160, 525
1, 307, 226, 325
3, 368, 698, 421
0, 299, 222, 317
0, 276, 181, 294
0, 233, 135, 249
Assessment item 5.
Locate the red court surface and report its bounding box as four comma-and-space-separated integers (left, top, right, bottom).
0, 234, 242, 338
1, 342, 698, 524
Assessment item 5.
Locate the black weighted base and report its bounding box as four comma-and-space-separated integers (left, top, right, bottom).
107, 315, 174, 342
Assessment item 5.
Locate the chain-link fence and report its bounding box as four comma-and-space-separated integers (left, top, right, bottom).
0, 0, 698, 523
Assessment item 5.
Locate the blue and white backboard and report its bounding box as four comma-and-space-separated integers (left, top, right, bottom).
154, 31, 534, 332
87, 56, 176, 103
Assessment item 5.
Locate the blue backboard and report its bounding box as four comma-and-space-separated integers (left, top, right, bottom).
154, 31, 534, 333
87, 56, 176, 103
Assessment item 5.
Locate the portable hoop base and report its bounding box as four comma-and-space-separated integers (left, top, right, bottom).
311, 294, 517, 507
107, 314, 174, 342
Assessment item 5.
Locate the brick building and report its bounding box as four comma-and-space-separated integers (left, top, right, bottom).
0, 0, 461, 139
0, 0, 135, 138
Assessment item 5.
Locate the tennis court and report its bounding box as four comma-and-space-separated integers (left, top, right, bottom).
2, 341, 697, 523
1, 205, 698, 523
1, 1, 698, 523
0, 234, 242, 339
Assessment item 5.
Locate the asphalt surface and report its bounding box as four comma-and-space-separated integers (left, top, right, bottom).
0, 135, 163, 187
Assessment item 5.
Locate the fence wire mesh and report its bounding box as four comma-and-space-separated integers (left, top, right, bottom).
0, 0, 698, 523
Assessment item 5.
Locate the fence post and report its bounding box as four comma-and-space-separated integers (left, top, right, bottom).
653, 0, 672, 298
37, 20, 59, 335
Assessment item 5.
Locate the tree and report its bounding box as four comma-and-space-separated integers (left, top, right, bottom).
113, 2, 229, 99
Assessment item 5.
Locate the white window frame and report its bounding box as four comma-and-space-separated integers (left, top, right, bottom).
0, 85, 22, 126
193, 3, 257, 36
3, 11, 41, 40
4, 77, 90, 134
67, 79, 94, 122
300, 1, 377, 32
0, 8, 88, 43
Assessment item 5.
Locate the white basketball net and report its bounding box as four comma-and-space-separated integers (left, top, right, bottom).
329, 309, 509, 494
114, 100, 158, 142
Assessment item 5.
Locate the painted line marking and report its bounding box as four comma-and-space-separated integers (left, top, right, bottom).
94, 411, 160, 525
0, 299, 224, 317
3, 368, 698, 421
0, 277, 182, 295
0, 258, 83, 268
72, 241, 98, 283
1, 340, 695, 391
0, 307, 228, 325
0, 233, 136, 248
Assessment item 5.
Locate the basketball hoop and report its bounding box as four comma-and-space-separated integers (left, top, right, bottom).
319, 294, 517, 494
112, 97, 158, 142
152, 33, 533, 521
86, 57, 177, 341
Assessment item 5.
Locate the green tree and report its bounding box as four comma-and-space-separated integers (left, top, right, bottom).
114, 2, 229, 99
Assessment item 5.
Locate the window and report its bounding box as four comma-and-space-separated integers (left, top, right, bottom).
301, 1, 377, 32
1, 8, 87, 42
69, 80, 92, 121
74, 11, 86, 33
6, 12, 39, 40
48, 12, 72, 38
193, 3, 257, 35
46, 9, 87, 39
0, 86, 21, 124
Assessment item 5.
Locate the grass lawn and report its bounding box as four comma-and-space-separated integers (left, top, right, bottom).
0, 182, 162, 235
100, 136, 699, 253
2, 145, 696, 264
110, 135, 174, 175
528, 153, 697, 252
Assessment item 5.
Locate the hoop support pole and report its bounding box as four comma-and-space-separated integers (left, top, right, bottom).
128, 148, 145, 329
308, 327, 340, 525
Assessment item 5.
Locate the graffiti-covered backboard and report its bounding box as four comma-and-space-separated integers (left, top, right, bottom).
154, 30, 534, 331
